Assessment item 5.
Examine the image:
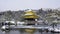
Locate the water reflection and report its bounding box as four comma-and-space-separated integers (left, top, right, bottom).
0, 30, 5, 34
0, 26, 60, 34
4, 30, 60, 34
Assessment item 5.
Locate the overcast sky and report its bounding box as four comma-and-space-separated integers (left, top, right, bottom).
0, 0, 60, 11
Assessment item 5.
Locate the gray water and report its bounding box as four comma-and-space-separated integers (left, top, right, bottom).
0, 30, 60, 34
0, 25, 60, 34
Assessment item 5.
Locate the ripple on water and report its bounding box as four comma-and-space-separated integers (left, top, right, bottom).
0, 30, 60, 34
